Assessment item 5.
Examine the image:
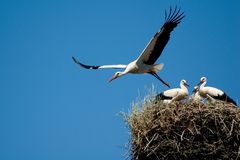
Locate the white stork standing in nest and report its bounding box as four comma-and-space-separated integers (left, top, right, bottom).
197, 77, 237, 105
192, 86, 216, 103
72, 7, 185, 88
156, 79, 189, 103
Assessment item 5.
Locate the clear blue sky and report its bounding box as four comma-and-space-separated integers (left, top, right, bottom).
0, 0, 239, 160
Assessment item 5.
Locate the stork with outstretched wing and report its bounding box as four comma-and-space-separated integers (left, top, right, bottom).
72, 7, 185, 88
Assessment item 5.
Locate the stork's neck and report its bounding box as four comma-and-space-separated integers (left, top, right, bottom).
180, 83, 188, 94
121, 70, 128, 75
199, 81, 207, 89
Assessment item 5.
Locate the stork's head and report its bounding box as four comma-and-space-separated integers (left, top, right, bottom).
108, 72, 124, 82
192, 86, 199, 94
181, 79, 189, 87
198, 77, 207, 86
200, 77, 207, 82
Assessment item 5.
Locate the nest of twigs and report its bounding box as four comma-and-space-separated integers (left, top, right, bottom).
124, 98, 240, 160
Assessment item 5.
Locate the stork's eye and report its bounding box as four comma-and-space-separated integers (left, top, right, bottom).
201, 77, 206, 81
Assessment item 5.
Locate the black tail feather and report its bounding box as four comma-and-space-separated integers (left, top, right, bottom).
156, 93, 172, 100
212, 93, 237, 106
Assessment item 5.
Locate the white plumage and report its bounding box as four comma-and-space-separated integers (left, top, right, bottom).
191, 86, 202, 102
198, 77, 237, 105
72, 7, 185, 88
191, 85, 216, 103
156, 79, 189, 103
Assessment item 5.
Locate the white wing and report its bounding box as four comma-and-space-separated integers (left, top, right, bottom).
72, 57, 127, 70
204, 87, 224, 97
163, 88, 181, 98
98, 64, 127, 69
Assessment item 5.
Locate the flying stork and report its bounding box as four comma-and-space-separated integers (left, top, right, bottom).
155, 79, 189, 103
72, 7, 185, 88
197, 77, 237, 105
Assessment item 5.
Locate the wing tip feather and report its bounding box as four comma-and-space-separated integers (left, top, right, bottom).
72, 56, 98, 69
165, 6, 185, 25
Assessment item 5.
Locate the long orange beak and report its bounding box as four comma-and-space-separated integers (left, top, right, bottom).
108, 74, 118, 83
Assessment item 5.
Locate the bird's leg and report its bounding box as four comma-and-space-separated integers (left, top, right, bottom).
149, 72, 170, 88
206, 94, 216, 104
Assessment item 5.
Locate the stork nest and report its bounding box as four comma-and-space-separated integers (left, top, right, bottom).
123, 99, 240, 160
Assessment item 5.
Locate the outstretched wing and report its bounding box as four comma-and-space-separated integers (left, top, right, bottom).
72, 57, 127, 69
137, 6, 185, 65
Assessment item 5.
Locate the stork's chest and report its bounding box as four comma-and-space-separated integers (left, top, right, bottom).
126, 61, 149, 74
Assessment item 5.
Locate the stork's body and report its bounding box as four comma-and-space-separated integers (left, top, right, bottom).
121, 60, 163, 74
156, 80, 189, 103
198, 77, 237, 105
72, 7, 185, 87
191, 86, 202, 102
191, 86, 216, 103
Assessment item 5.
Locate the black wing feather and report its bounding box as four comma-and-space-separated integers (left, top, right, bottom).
212, 93, 237, 105
143, 7, 185, 65
156, 92, 172, 100
72, 56, 100, 69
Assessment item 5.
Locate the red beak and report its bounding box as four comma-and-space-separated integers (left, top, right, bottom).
108, 74, 118, 83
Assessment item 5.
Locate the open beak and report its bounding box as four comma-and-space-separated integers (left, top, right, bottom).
108, 74, 118, 83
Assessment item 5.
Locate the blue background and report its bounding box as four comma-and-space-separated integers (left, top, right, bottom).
0, 0, 239, 159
